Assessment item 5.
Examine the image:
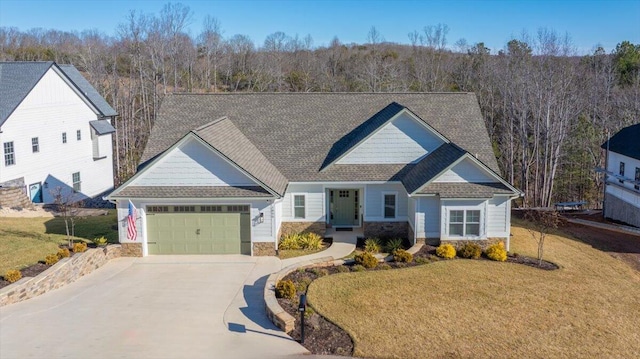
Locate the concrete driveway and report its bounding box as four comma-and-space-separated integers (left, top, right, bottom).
0, 255, 308, 359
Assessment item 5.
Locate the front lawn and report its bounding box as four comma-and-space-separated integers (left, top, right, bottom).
307, 221, 640, 358
0, 211, 118, 274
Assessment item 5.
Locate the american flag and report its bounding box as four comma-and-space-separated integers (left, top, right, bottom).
127, 200, 137, 241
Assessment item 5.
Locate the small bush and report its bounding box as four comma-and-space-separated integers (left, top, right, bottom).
57, 247, 70, 259
300, 232, 324, 250
458, 242, 482, 259
436, 243, 456, 259
73, 242, 88, 253
415, 257, 430, 265
4, 269, 22, 283
336, 265, 350, 273
378, 263, 392, 270
296, 277, 313, 293
393, 249, 413, 263
304, 306, 315, 318
354, 252, 378, 269
92, 236, 108, 247
429, 254, 440, 261
275, 280, 296, 299
310, 267, 329, 277
395, 262, 407, 268
364, 238, 382, 253
486, 242, 507, 262
351, 264, 366, 272
384, 238, 404, 253
45, 254, 59, 266
279, 233, 302, 250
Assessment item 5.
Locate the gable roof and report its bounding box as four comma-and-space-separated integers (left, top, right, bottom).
193, 117, 288, 196
417, 182, 514, 198
0, 61, 116, 127
142, 93, 501, 184
602, 123, 640, 161
401, 143, 466, 193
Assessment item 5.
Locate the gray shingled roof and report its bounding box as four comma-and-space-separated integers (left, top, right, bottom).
417, 182, 513, 198
193, 118, 288, 195
111, 186, 271, 198
58, 64, 117, 117
142, 93, 501, 184
601, 123, 640, 161
0, 61, 53, 126
90, 120, 116, 135
402, 143, 466, 193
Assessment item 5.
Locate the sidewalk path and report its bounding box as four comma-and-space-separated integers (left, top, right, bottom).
280, 229, 358, 268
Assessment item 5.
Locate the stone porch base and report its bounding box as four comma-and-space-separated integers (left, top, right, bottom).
253, 242, 276, 256
363, 221, 409, 239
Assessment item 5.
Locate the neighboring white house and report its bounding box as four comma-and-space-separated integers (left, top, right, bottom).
602, 123, 640, 227
108, 93, 521, 257
0, 61, 117, 204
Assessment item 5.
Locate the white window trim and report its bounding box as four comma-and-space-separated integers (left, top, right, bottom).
62, 132, 67, 144
72, 172, 81, 192
441, 202, 486, 240
3, 141, 15, 166
32, 137, 39, 153
382, 191, 398, 219
292, 193, 306, 219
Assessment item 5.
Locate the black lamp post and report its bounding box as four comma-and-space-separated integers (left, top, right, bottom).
298, 294, 307, 343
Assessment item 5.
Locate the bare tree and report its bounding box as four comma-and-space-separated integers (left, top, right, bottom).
51, 187, 83, 248
524, 210, 562, 267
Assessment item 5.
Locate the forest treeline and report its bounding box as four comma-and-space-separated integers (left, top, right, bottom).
1, 3, 639, 208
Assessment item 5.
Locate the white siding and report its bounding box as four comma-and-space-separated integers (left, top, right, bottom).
281, 183, 325, 222
440, 199, 487, 240
0, 68, 114, 203
434, 157, 495, 183
118, 198, 276, 256
417, 196, 440, 238
606, 151, 640, 197
408, 197, 416, 232
337, 113, 444, 164
606, 184, 640, 207
487, 196, 509, 237
132, 137, 257, 187
364, 183, 408, 221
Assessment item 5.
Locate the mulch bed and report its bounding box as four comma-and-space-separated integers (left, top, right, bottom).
276, 245, 557, 356
0, 247, 83, 290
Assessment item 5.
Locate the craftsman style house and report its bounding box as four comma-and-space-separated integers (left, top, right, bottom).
0, 61, 117, 204
108, 93, 520, 256
602, 123, 640, 227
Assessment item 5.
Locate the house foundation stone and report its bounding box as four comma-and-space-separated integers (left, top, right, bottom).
120, 243, 143, 257
363, 221, 409, 239
253, 242, 276, 256
278, 221, 326, 239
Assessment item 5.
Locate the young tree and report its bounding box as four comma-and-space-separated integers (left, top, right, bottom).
51, 187, 83, 248
524, 210, 562, 267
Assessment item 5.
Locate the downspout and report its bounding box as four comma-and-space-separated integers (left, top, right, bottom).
603, 131, 610, 218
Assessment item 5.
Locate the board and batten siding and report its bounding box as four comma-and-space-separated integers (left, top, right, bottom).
281, 183, 325, 222
0, 67, 114, 203
416, 196, 440, 238
337, 113, 444, 164
433, 157, 495, 183
364, 183, 408, 220
486, 196, 510, 238
132, 137, 256, 187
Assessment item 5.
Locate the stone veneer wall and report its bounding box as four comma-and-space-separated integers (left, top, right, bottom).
363, 221, 409, 239
278, 221, 326, 239
0, 187, 34, 209
0, 245, 122, 307
120, 243, 143, 257
253, 242, 276, 256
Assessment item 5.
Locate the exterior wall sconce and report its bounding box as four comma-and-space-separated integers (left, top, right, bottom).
259, 212, 264, 223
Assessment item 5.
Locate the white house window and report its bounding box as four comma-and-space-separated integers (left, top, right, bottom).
449, 209, 481, 236
32, 137, 39, 153
72, 172, 81, 192
294, 195, 305, 218
635, 167, 640, 190
384, 194, 396, 218
77, 129, 81, 141
62, 132, 67, 144
3, 141, 15, 166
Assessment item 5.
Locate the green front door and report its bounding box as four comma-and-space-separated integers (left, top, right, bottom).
146, 206, 251, 255
330, 189, 359, 226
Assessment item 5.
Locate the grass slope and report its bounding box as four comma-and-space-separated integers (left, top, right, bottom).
0, 211, 118, 273
308, 221, 640, 359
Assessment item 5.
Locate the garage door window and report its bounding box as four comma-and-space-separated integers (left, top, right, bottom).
147, 205, 249, 213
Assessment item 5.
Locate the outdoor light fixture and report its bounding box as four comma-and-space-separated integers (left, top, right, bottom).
298, 294, 307, 343
259, 212, 264, 223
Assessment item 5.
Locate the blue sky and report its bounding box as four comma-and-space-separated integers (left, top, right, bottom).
0, 0, 638, 54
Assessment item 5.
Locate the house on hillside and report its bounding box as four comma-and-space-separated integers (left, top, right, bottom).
602, 123, 640, 227
0, 61, 117, 204
107, 93, 521, 257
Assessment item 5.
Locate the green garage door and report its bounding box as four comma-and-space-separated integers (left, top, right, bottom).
146, 205, 251, 255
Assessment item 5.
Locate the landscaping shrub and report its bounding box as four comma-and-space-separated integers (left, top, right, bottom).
336, 265, 350, 273
57, 247, 70, 259
429, 254, 440, 261
436, 243, 456, 259
384, 238, 404, 253
378, 263, 392, 270
351, 264, 366, 272
275, 279, 296, 299
296, 278, 313, 293
300, 233, 324, 250
45, 254, 59, 266
279, 233, 302, 250
393, 249, 413, 263
364, 238, 382, 253
415, 257, 430, 265
354, 252, 378, 269
92, 236, 108, 247
486, 242, 507, 262
73, 242, 88, 253
4, 269, 22, 283
310, 267, 329, 277
458, 242, 482, 259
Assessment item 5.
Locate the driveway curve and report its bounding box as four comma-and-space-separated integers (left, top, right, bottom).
0, 255, 307, 359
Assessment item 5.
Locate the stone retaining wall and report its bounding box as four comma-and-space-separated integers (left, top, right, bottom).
253, 242, 276, 256
0, 245, 122, 307
363, 221, 409, 239
278, 221, 326, 239
0, 187, 33, 209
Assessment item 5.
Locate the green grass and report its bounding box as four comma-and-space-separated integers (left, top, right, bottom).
0, 210, 118, 274
308, 220, 640, 359
278, 248, 326, 260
